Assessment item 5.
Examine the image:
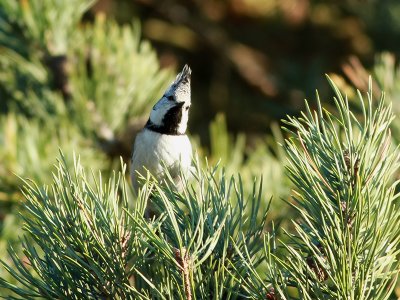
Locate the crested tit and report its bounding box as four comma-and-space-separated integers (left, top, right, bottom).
130, 65, 193, 196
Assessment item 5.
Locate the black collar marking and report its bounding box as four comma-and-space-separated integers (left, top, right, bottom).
146, 103, 185, 135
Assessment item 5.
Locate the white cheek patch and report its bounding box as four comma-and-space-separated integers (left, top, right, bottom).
177, 108, 189, 134
150, 98, 174, 126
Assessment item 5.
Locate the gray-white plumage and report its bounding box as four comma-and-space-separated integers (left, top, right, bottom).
130, 65, 193, 193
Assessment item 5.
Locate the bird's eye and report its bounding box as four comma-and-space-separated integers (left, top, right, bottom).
167, 95, 174, 101
185, 105, 190, 111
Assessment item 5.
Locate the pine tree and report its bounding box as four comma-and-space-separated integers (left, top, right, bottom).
0, 80, 399, 299
230, 79, 400, 299
1, 1, 399, 299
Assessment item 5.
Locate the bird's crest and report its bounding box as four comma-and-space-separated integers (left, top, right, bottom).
163, 64, 191, 103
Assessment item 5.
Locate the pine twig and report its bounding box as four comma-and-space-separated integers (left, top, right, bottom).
174, 247, 192, 300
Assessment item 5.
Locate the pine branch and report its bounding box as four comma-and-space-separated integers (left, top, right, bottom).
224, 77, 400, 300
0, 153, 138, 299
0, 153, 270, 299
279, 77, 400, 299
173, 247, 192, 300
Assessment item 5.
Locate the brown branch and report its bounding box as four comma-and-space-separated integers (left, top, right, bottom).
174, 247, 192, 300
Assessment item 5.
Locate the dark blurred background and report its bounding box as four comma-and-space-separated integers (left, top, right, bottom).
91, 0, 400, 143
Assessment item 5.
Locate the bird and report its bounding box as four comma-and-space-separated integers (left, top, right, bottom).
130, 64, 193, 200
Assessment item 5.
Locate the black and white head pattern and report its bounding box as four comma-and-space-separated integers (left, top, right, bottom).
146, 65, 191, 135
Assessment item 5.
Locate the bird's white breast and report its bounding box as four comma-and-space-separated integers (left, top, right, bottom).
130, 128, 192, 191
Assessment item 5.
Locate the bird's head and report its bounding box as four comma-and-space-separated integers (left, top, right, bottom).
147, 65, 192, 135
